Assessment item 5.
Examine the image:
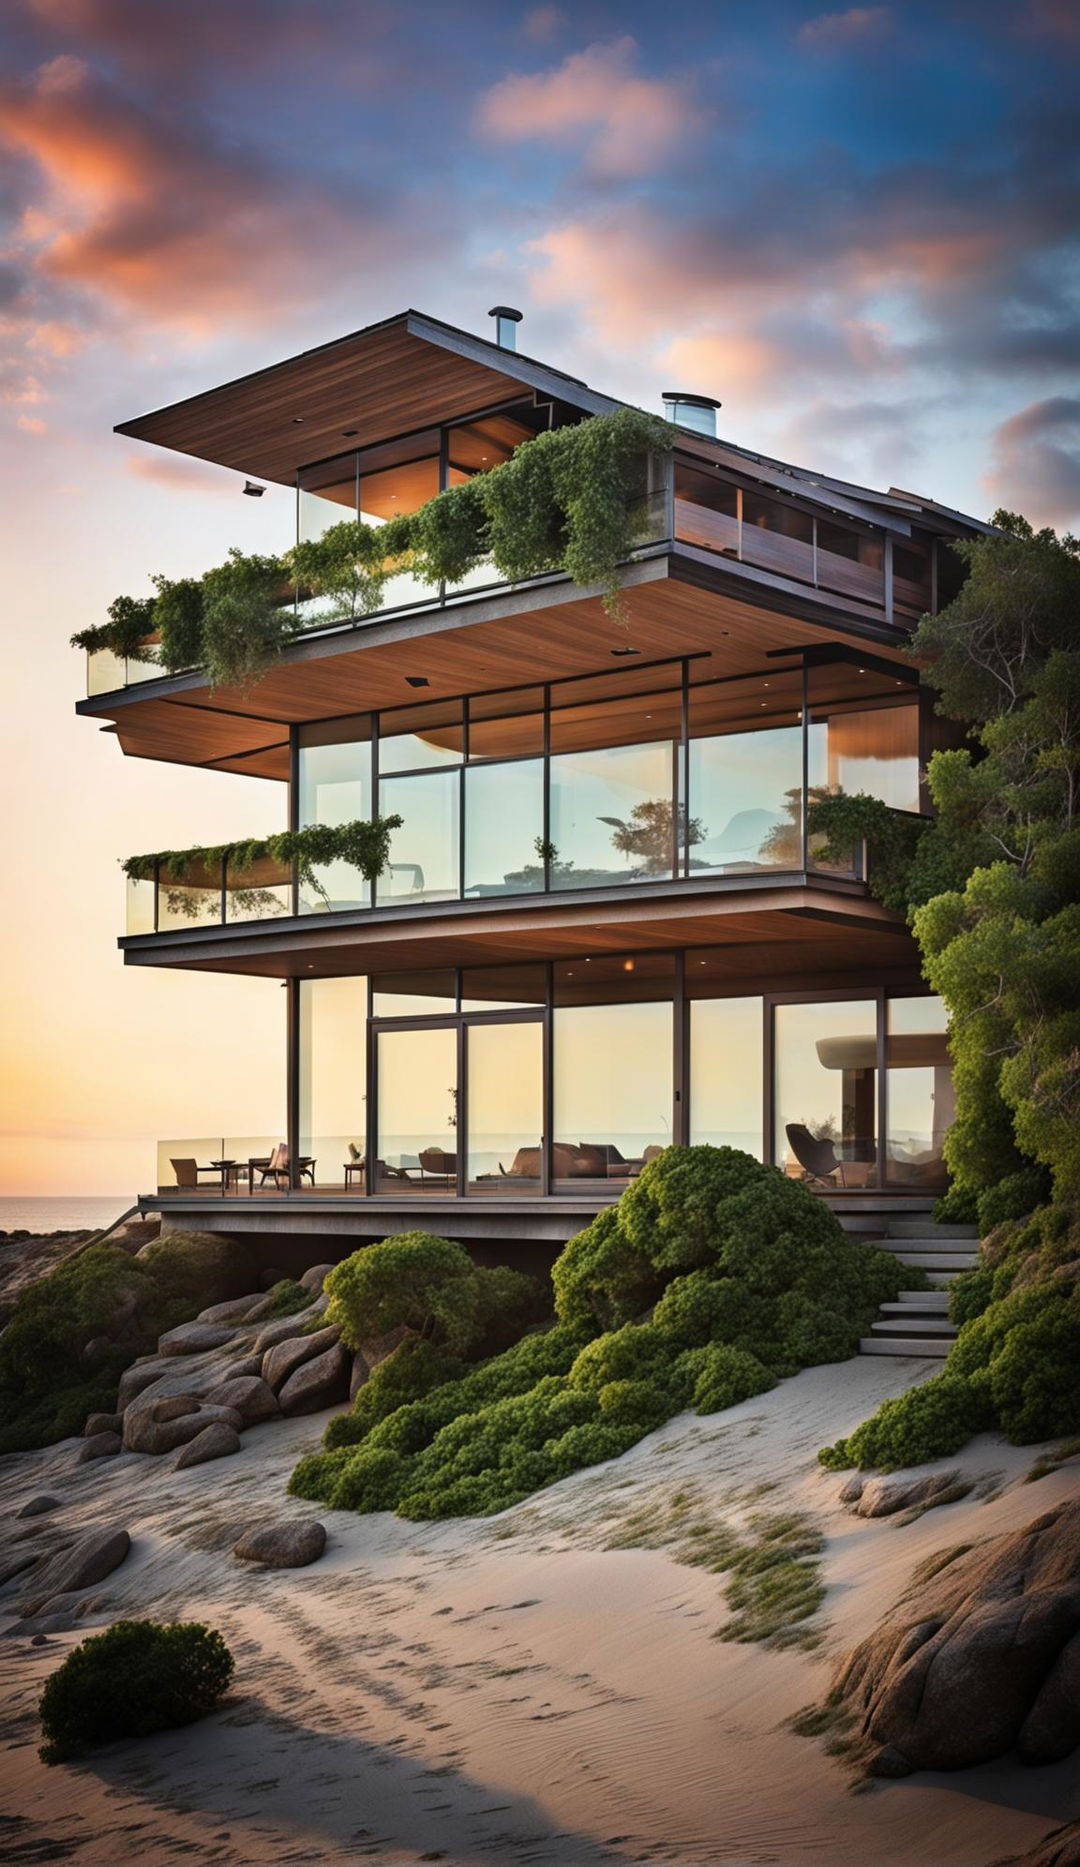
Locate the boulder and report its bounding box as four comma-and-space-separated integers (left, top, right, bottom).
76, 1431, 122, 1463
854, 1470, 966, 1519
197, 1293, 265, 1325
16, 1496, 61, 1520
352, 1323, 411, 1379
234, 1519, 326, 1568
839, 1474, 865, 1506
84, 1412, 123, 1438
122, 1394, 242, 1455
117, 1349, 263, 1414
830, 1500, 1080, 1775
176, 1422, 242, 1469
82, 1335, 118, 1367
239, 1289, 285, 1324
157, 1321, 236, 1358
277, 1342, 350, 1417
20, 1526, 129, 1612
253, 1311, 320, 1355
300, 1262, 335, 1293
205, 1374, 279, 1425
262, 1326, 341, 1394
349, 1353, 369, 1402
117, 1358, 174, 1409
989, 1821, 1080, 1867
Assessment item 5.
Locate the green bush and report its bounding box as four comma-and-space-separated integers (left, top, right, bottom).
933, 1184, 979, 1225
293, 1147, 909, 1519
325, 1231, 543, 1357
819, 1373, 992, 1471
947, 1265, 995, 1327
977, 1166, 1052, 1235
38, 1620, 234, 1764
135, 1230, 257, 1306
257, 1278, 315, 1321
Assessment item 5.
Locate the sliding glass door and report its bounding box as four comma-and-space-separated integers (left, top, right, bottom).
465, 1018, 543, 1193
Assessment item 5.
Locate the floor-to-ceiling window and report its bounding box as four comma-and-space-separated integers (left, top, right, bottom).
885, 996, 952, 1188
552, 954, 675, 1190
375, 1024, 458, 1193
297, 717, 373, 913
689, 987, 763, 1157
773, 998, 879, 1188
298, 975, 367, 1188
466, 1020, 544, 1193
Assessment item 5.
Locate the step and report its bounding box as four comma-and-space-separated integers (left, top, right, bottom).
885, 1219, 979, 1240
871, 1316, 956, 1337
881, 1293, 950, 1314
859, 1336, 951, 1357
885, 1251, 979, 1273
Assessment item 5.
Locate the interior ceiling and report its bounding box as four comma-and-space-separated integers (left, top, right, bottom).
123, 887, 919, 983
115, 324, 529, 487
95, 568, 914, 775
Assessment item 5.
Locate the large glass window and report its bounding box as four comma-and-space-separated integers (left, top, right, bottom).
375, 1025, 458, 1192
465, 760, 545, 896
466, 1020, 543, 1193
807, 662, 921, 822
298, 976, 367, 1189
467, 688, 545, 760
886, 996, 952, 1189
547, 677, 681, 888
688, 667, 805, 871
298, 716, 373, 912
377, 769, 460, 904
298, 453, 357, 544
372, 970, 456, 1018
378, 699, 464, 774
553, 956, 674, 1189
459, 965, 546, 1012
689, 993, 763, 1157
774, 999, 878, 1189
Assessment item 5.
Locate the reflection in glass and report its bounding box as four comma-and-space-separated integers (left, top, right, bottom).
299, 976, 367, 1188
741, 491, 814, 582
467, 688, 545, 761
156, 859, 221, 931
126, 875, 156, 935
886, 996, 952, 1189
464, 760, 545, 896
376, 1025, 457, 1192
674, 463, 738, 555
298, 718, 373, 912
298, 453, 357, 544
553, 998, 673, 1188
358, 429, 439, 614
467, 1021, 543, 1192
372, 970, 456, 1018
774, 999, 878, 1188
816, 518, 884, 606
378, 700, 463, 773
459, 964, 546, 1012
377, 770, 460, 904
224, 853, 292, 922
690, 727, 802, 870
689, 997, 763, 1156
549, 741, 674, 886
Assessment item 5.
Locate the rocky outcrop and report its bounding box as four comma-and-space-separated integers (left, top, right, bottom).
842, 1470, 968, 1519
157, 1321, 237, 1357
300, 1263, 335, 1293
16, 1495, 61, 1519
352, 1323, 411, 1380
262, 1325, 341, 1394
233, 1519, 326, 1568
277, 1341, 350, 1417
175, 1421, 241, 1468
252, 1297, 328, 1356
76, 1430, 122, 1463
83, 1412, 122, 1438
197, 1293, 265, 1325
831, 1500, 1080, 1775
204, 1374, 279, 1426
989, 1822, 1080, 1867
122, 1393, 243, 1455
20, 1526, 130, 1612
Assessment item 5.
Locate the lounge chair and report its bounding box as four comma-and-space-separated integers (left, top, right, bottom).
418, 1146, 457, 1183
785, 1123, 846, 1188
170, 1157, 226, 1190
250, 1143, 316, 1189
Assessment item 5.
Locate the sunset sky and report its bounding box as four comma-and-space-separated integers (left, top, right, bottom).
1, 0, 1077, 1195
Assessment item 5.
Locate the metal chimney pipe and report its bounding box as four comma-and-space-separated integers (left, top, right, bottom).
662, 392, 721, 437
488, 306, 523, 351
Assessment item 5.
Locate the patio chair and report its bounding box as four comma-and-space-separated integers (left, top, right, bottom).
251, 1143, 317, 1189
785, 1123, 846, 1188
170, 1157, 225, 1189
418, 1146, 457, 1183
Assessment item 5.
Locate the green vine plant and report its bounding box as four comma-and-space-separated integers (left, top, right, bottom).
123, 818, 402, 916
73, 409, 672, 689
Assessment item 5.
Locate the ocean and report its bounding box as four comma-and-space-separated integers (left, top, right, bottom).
0, 1196, 136, 1236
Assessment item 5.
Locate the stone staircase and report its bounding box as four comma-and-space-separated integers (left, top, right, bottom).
853, 1212, 981, 1359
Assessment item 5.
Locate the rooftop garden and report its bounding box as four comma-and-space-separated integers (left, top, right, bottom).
74, 409, 672, 691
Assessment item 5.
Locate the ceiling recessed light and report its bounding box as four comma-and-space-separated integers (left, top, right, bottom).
292, 417, 304, 424
623, 959, 635, 972
404, 675, 429, 688
611, 646, 641, 658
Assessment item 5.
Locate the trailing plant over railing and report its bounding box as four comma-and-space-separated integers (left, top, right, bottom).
122, 818, 402, 912
73, 409, 672, 689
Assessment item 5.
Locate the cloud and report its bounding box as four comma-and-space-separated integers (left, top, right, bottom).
16, 413, 47, 432
986, 397, 1080, 528
0, 55, 389, 333
798, 7, 891, 47
522, 5, 564, 40
476, 36, 702, 178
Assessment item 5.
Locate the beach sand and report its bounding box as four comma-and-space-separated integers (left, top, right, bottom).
2, 1353, 1078, 1866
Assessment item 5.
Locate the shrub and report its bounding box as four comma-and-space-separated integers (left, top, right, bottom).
977, 1166, 1053, 1235
136, 1230, 257, 1307
257, 1278, 315, 1321
819, 1373, 991, 1471
324, 1232, 543, 1357
948, 1265, 995, 1327
933, 1185, 979, 1225
684, 1343, 776, 1414
38, 1620, 234, 1764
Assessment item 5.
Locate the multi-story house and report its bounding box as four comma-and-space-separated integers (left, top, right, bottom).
78, 307, 990, 1268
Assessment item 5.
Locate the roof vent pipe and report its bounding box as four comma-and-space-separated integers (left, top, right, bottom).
488, 305, 523, 351
662, 392, 721, 438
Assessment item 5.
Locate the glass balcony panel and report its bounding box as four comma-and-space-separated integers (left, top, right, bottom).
741, 491, 814, 583
378, 699, 463, 773
157, 1137, 285, 1195
225, 852, 292, 923
460, 964, 547, 1012
157, 1139, 227, 1194
298, 453, 357, 544
126, 875, 156, 935
466, 1020, 543, 1193
774, 999, 878, 1187
298, 717, 373, 912
372, 970, 456, 1018
87, 647, 129, 695
155, 859, 222, 930
299, 972, 367, 1188
467, 688, 545, 760
806, 662, 921, 866
464, 759, 545, 897
885, 995, 952, 1190
375, 1024, 458, 1193
688, 667, 805, 872
674, 463, 739, 557
549, 740, 675, 887
377, 770, 460, 904
816, 518, 884, 607
689, 993, 764, 1157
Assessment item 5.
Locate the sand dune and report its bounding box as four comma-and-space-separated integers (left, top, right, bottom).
2, 1354, 1078, 1866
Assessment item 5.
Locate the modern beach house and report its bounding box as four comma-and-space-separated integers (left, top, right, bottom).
78, 308, 991, 1265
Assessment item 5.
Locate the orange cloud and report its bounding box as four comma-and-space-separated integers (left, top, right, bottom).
477, 37, 702, 178
985, 398, 1080, 528
16, 413, 47, 432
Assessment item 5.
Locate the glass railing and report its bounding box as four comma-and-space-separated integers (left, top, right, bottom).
87, 642, 164, 696
132, 855, 294, 932
156, 1137, 363, 1195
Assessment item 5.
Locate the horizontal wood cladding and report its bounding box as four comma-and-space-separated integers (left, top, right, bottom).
92, 564, 914, 773
116, 325, 526, 486
122, 885, 917, 984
